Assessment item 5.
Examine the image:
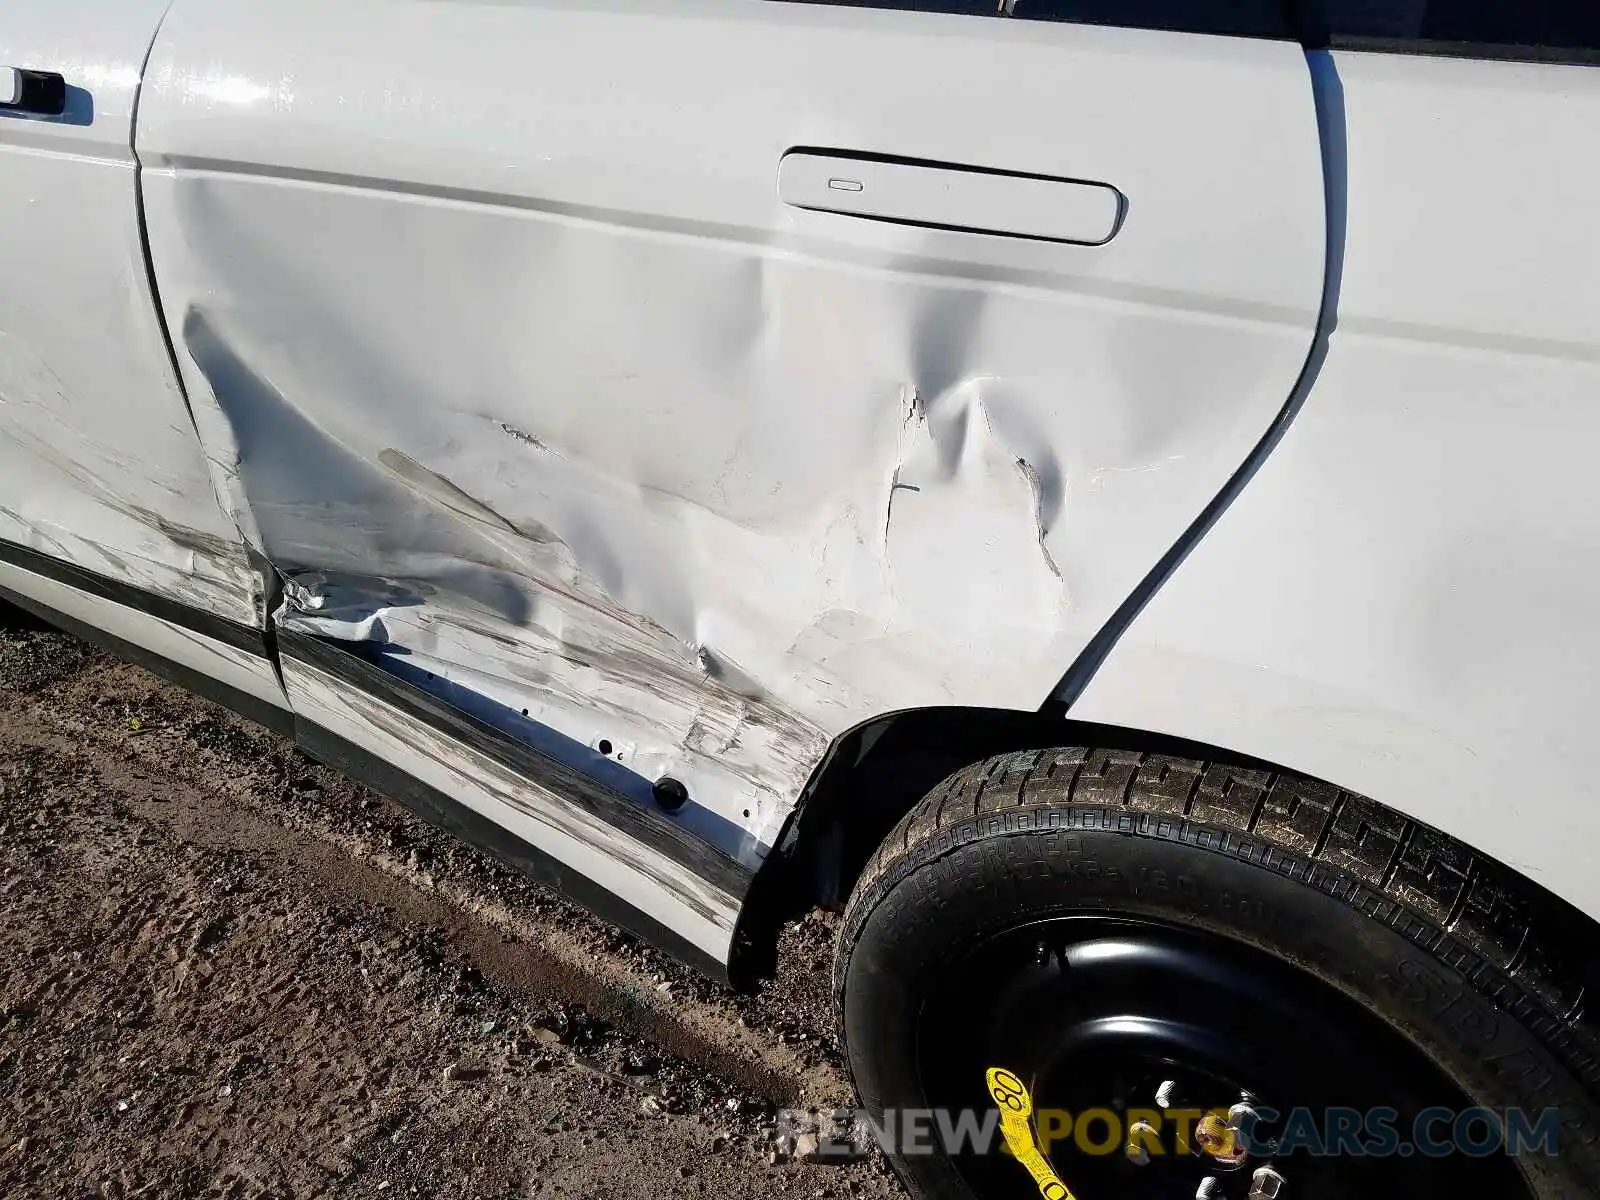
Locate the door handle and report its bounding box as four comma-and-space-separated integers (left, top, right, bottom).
2, 68, 68, 117
779, 149, 1124, 246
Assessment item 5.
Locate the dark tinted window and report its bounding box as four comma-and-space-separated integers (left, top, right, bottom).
1012, 1, 1296, 39
1323, 0, 1600, 56
783, 1, 988, 11
789, 1, 1299, 39
785, 0, 1600, 59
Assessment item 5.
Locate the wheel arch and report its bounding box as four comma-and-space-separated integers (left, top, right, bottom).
730, 705, 1600, 1006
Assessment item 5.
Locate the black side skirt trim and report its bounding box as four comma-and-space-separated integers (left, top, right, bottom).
0, 551, 741, 979
276, 629, 754, 904
0, 575, 293, 737
0, 538, 265, 656
293, 716, 730, 983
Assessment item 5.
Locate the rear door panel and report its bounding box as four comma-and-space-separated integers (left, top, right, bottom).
138, 0, 1326, 849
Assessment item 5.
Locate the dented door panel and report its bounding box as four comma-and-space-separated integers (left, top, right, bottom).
136, 0, 1326, 867
279, 630, 746, 968
0, 1, 260, 627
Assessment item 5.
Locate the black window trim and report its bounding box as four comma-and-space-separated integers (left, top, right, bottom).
766, 0, 1600, 69
1323, 32, 1600, 67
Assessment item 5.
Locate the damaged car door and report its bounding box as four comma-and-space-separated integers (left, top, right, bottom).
0, 1, 275, 717
133, 0, 1328, 971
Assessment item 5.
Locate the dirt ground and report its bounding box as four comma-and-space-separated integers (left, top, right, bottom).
0, 604, 906, 1200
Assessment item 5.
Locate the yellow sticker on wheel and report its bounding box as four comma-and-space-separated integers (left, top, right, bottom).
985, 1067, 1078, 1200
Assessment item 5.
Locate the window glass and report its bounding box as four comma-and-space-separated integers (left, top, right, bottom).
777, 0, 1600, 59
1321, 0, 1600, 56
1012, 1, 1297, 40
781, 0, 1299, 38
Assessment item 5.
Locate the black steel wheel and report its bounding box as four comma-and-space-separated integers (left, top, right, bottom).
836, 748, 1600, 1200
918, 916, 1524, 1198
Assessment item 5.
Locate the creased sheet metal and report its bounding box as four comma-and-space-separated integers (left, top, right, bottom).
136, 0, 1326, 856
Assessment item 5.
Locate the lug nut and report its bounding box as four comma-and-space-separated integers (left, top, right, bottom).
1155, 1079, 1178, 1108
1195, 1178, 1221, 1199
1216, 1102, 1259, 1165
1228, 1102, 1259, 1136
1126, 1118, 1157, 1166
1250, 1164, 1286, 1200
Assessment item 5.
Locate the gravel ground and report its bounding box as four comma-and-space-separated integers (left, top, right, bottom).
0, 604, 906, 1200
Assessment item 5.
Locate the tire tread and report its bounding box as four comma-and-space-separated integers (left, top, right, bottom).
841, 747, 1596, 1073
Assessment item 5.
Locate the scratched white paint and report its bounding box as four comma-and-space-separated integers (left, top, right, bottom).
136, 0, 1326, 847
282, 652, 742, 965
0, 555, 287, 713
0, 1, 260, 627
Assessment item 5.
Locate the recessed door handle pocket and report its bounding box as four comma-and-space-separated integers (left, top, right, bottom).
778, 149, 1124, 246
1, 68, 68, 117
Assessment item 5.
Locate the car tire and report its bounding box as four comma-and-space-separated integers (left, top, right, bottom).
835, 747, 1600, 1199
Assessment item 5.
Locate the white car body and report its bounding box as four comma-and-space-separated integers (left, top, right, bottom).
3, 0, 1597, 977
